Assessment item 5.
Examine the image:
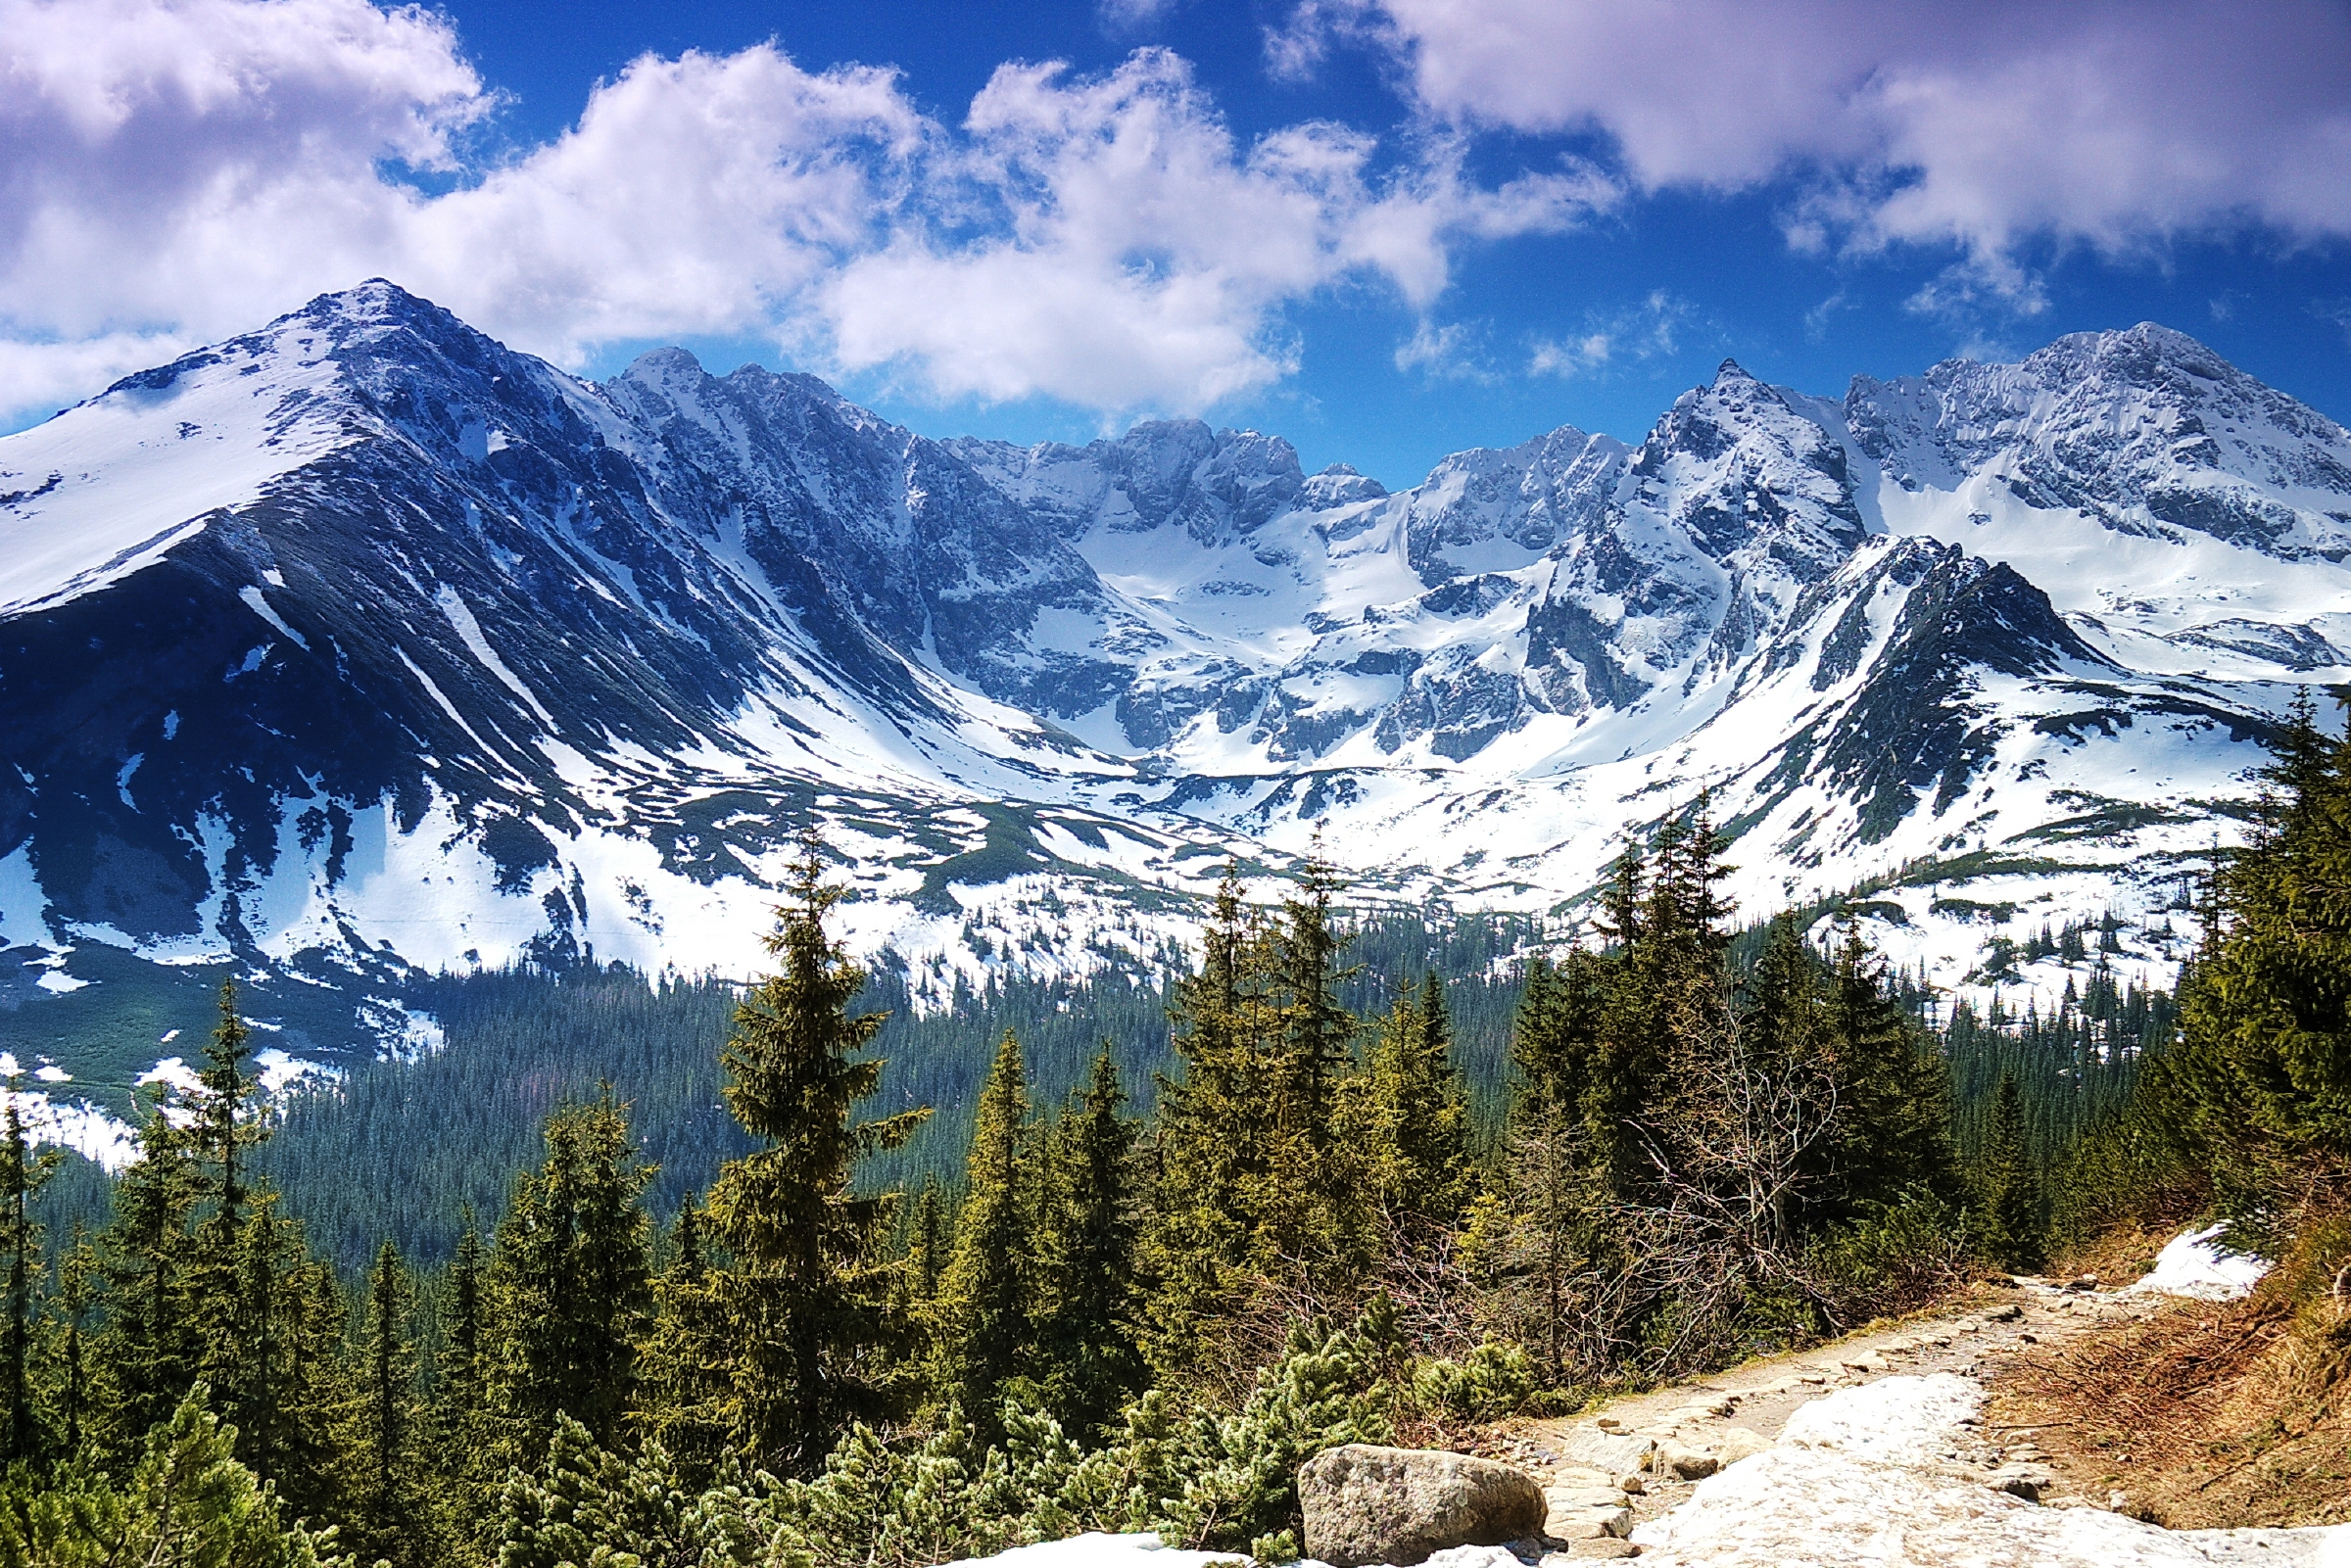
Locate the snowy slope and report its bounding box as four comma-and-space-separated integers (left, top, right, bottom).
1, 285, 2344, 1097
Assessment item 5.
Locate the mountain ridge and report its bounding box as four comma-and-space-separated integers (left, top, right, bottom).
1, 281, 2343, 1119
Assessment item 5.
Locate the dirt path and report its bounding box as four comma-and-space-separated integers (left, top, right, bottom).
1483, 1276, 2163, 1554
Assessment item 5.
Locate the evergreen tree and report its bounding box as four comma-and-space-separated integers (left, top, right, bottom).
908, 1177, 949, 1305
938, 1030, 1036, 1426
1819, 923, 1959, 1218
340, 1241, 427, 1567
430, 1216, 498, 1547
2158, 696, 2351, 1238
1138, 868, 1266, 1378
1034, 1050, 1143, 1438
0, 1104, 58, 1464
700, 832, 930, 1471
1501, 951, 1606, 1381
1361, 976, 1473, 1231
636, 1194, 734, 1483
49, 1223, 96, 1459
96, 1109, 200, 1458
436, 1216, 486, 1443
1978, 1074, 2044, 1269
487, 1089, 654, 1459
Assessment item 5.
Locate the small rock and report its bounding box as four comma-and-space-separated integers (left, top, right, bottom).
1565, 1542, 1639, 1559
1549, 1466, 1614, 1489
1710, 1428, 1772, 1466
1614, 1474, 1645, 1496
1299, 1444, 1549, 1568
1991, 1466, 2050, 1503
1653, 1440, 1719, 1481
1559, 1429, 1655, 1476
1542, 1510, 1631, 1543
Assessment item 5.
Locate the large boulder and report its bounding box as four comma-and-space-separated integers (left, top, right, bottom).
1298, 1444, 1548, 1568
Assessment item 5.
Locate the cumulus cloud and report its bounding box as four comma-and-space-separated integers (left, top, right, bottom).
818, 53, 1608, 407
1287, 0, 2351, 270
0, 0, 1607, 424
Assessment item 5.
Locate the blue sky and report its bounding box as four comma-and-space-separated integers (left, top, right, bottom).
5, 0, 2351, 487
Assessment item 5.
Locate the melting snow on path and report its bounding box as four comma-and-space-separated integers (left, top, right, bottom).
1632, 1374, 2349, 1568
936, 1535, 1249, 1568
2131, 1224, 2273, 1302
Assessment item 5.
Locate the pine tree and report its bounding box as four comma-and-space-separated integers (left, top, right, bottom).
49, 1223, 96, 1459
2158, 696, 2351, 1236
186, 978, 285, 1465
1034, 1049, 1142, 1438
938, 1030, 1036, 1426
340, 1240, 428, 1567
908, 1177, 949, 1305
0, 1104, 57, 1464
487, 1088, 655, 1459
701, 831, 930, 1471
636, 1194, 733, 1483
1139, 868, 1267, 1378
96, 1108, 200, 1458
1361, 976, 1472, 1232
1979, 1074, 2044, 1269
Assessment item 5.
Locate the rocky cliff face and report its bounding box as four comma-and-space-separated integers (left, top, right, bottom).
2, 283, 2343, 1071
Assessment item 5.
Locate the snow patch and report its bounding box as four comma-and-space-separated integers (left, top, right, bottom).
936, 1534, 1246, 1568
1638, 1373, 2350, 1568
2130, 1223, 2271, 1302
1777, 1373, 1982, 1467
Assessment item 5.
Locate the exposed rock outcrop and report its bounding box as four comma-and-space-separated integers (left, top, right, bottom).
1298, 1445, 1547, 1568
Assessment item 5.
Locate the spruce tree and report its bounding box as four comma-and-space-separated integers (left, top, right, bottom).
96, 1108, 199, 1457
1979, 1074, 2044, 1269
49, 1223, 96, 1459
487, 1088, 654, 1459
2159, 696, 2351, 1234
1139, 868, 1266, 1377
908, 1177, 949, 1305
1362, 976, 1472, 1231
432, 1216, 497, 1545
939, 1030, 1036, 1425
1034, 1049, 1142, 1438
1820, 922, 1959, 1217
700, 832, 930, 1471
637, 1194, 733, 1482
1503, 948, 1607, 1380
340, 1240, 427, 1567
0, 1104, 57, 1464
186, 978, 281, 1461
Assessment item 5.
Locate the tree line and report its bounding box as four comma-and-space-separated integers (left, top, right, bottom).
17, 724, 2343, 1567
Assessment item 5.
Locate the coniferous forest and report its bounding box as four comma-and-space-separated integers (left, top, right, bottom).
8, 692, 2351, 1568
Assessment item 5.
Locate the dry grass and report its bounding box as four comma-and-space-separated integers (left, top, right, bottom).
2044, 1222, 2169, 1289
1988, 1286, 2351, 1528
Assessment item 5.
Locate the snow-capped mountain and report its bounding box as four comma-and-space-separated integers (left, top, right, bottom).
4, 282, 2344, 1098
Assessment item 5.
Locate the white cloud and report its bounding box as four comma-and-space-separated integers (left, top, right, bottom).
1394, 316, 1493, 380
0, 1, 1608, 426
1527, 290, 1686, 379
815, 53, 1608, 408
1295, 0, 2351, 266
